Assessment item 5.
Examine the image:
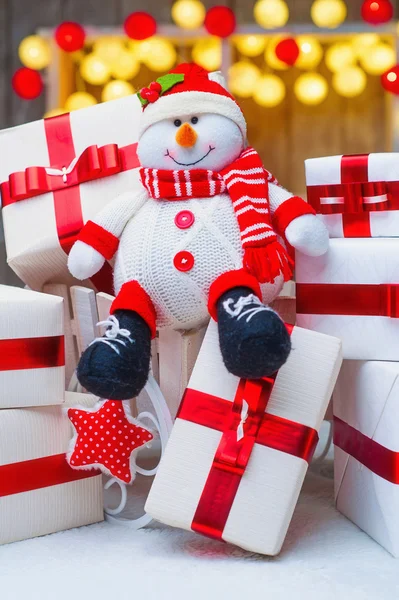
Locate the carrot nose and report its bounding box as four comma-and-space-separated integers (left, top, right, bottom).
175, 122, 198, 148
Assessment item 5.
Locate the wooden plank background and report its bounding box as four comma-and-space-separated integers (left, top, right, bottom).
0, 0, 397, 285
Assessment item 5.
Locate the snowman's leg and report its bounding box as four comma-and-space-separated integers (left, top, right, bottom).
77, 281, 156, 400
208, 269, 291, 379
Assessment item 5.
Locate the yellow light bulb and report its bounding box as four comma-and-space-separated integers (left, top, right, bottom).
332, 66, 367, 98
254, 0, 289, 29
192, 37, 222, 71
229, 61, 261, 98
141, 37, 176, 72
360, 43, 395, 76
253, 74, 286, 107
18, 35, 51, 70
44, 108, 66, 119
264, 36, 290, 71
294, 72, 328, 106
352, 34, 379, 59
102, 80, 135, 103
80, 54, 111, 85
325, 43, 355, 73
93, 37, 124, 64
310, 0, 347, 29
235, 35, 266, 57
110, 50, 140, 80
296, 36, 324, 70
171, 0, 206, 29
65, 92, 97, 112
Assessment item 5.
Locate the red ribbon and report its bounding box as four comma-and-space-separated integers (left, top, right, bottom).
306, 154, 399, 238
0, 335, 65, 371
0, 113, 140, 294
178, 343, 319, 541
296, 283, 399, 318
334, 416, 399, 484
0, 453, 100, 498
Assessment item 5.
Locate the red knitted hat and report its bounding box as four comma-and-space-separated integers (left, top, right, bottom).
138, 63, 247, 139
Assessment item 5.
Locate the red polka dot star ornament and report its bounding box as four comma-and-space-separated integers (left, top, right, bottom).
124, 12, 157, 40
204, 6, 236, 38
361, 0, 393, 25
67, 399, 154, 484
55, 21, 86, 52
12, 67, 43, 99
381, 65, 399, 94
275, 38, 300, 66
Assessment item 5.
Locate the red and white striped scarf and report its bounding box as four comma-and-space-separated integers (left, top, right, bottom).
139, 147, 292, 283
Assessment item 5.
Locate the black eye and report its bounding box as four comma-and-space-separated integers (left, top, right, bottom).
174, 119, 182, 127
191, 116, 198, 124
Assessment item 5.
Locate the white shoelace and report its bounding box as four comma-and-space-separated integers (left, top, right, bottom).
223, 294, 271, 323
89, 315, 133, 356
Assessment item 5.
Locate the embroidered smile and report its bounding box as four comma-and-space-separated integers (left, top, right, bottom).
165, 145, 215, 166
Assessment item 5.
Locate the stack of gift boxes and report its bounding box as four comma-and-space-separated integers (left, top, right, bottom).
296, 153, 399, 557
0, 94, 144, 545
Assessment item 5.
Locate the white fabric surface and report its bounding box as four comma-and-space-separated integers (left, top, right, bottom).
0, 453, 398, 600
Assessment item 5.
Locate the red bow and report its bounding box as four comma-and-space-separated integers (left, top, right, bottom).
1, 143, 138, 206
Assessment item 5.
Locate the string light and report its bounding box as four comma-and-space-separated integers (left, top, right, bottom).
12, 68, 43, 99
235, 35, 266, 57
333, 66, 367, 97
296, 36, 324, 70
65, 92, 97, 111
254, 0, 289, 29
204, 6, 236, 38
294, 72, 328, 105
171, 0, 206, 29
192, 37, 221, 71
360, 42, 395, 75
361, 0, 393, 25
311, 0, 347, 29
93, 37, 124, 64
124, 12, 157, 40
229, 61, 261, 98
54, 22, 85, 52
253, 74, 286, 107
80, 54, 111, 85
275, 37, 300, 66
264, 37, 289, 71
110, 50, 140, 80
325, 43, 355, 73
352, 33, 379, 58
102, 80, 135, 102
18, 36, 51, 71
141, 37, 176, 72
381, 65, 399, 94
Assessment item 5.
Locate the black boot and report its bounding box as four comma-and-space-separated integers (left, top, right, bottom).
217, 287, 291, 379
77, 309, 151, 400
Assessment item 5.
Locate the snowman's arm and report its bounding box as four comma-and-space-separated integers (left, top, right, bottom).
268, 182, 329, 257
68, 189, 148, 280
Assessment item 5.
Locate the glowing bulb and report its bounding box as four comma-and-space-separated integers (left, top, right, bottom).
141, 37, 176, 72
235, 35, 266, 57
264, 36, 289, 71
229, 61, 261, 98
325, 43, 355, 73
110, 50, 140, 80
192, 37, 221, 71
102, 80, 135, 102
171, 0, 206, 29
332, 66, 367, 97
65, 92, 97, 111
296, 36, 324, 70
80, 54, 111, 85
253, 74, 286, 107
294, 72, 328, 105
18, 35, 51, 70
311, 0, 347, 29
93, 37, 124, 64
352, 33, 379, 59
360, 42, 395, 75
253, 0, 289, 29
44, 108, 66, 118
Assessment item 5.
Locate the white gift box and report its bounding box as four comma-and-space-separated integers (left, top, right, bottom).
0, 95, 142, 291
0, 391, 103, 545
296, 238, 399, 360
145, 320, 342, 556
0, 285, 65, 409
334, 360, 399, 557
306, 153, 399, 238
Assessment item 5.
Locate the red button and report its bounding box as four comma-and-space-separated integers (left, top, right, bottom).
175, 210, 195, 229
173, 251, 195, 272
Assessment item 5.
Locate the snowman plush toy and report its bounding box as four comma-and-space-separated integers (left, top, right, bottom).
68, 63, 329, 400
